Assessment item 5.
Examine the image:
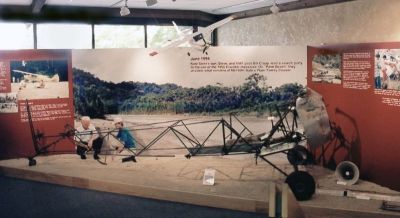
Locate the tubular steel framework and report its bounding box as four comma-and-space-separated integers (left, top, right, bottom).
25, 100, 316, 200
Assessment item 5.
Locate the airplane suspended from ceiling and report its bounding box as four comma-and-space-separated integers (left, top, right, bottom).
149, 15, 235, 56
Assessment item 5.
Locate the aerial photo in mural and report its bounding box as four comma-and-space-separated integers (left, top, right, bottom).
375, 49, 400, 90
10, 59, 69, 100
312, 54, 342, 84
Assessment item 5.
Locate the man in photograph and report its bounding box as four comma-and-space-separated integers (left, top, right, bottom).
74, 116, 102, 160
113, 117, 137, 162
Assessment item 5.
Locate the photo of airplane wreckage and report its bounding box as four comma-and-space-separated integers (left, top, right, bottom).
24, 88, 350, 201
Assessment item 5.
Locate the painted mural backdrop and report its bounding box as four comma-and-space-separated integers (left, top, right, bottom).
72, 46, 307, 157
72, 47, 306, 118
0, 47, 306, 160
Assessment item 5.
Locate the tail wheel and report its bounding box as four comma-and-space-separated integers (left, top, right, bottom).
287, 145, 314, 165
285, 171, 315, 201
28, 157, 36, 166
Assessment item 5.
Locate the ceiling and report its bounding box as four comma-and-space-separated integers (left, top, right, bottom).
0, 0, 354, 26
0, 0, 298, 15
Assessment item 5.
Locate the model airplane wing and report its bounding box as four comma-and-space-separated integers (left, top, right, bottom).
202, 16, 234, 33
12, 70, 37, 76
149, 16, 234, 56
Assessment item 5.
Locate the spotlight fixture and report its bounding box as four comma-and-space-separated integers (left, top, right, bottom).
120, 0, 130, 16
146, 0, 158, 7
270, 0, 280, 14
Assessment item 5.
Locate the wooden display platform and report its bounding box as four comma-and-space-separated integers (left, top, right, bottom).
0, 154, 303, 217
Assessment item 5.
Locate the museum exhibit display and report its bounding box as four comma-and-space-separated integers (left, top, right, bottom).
1, 0, 400, 217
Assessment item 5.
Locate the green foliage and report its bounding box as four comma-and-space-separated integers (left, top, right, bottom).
73, 69, 305, 118
312, 54, 341, 69
11, 60, 68, 81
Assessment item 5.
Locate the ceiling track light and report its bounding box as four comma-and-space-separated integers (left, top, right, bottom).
270, 0, 280, 14
120, 0, 131, 16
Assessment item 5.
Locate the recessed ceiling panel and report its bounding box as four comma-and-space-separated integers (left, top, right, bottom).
44, 0, 298, 14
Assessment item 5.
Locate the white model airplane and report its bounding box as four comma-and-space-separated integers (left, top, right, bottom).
149, 15, 235, 56
12, 70, 60, 83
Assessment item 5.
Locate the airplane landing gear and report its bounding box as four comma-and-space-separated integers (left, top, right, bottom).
287, 145, 314, 165
285, 171, 315, 201
28, 157, 37, 166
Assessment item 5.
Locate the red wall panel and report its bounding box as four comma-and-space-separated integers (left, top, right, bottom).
308, 42, 400, 190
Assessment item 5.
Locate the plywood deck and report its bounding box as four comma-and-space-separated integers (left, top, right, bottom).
0, 154, 399, 217
0, 154, 304, 217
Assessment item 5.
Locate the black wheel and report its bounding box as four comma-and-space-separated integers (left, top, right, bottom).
185, 154, 191, 159
287, 145, 314, 165
28, 158, 36, 166
285, 171, 315, 201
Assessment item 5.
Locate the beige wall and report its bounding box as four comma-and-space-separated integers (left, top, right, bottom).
217, 0, 400, 46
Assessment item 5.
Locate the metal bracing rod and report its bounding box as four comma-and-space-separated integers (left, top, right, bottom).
221, 122, 243, 152
170, 129, 194, 153
191, 121, 222, 156
169, 121, 197, 148
78, 119, 223, 136
44, 118, 224, 139
170, 127, 201, 148
123, 116, 202, 129
135, 127, 171, 156
222, 119, 254, 153
41, 149, 175, 158
26, 100, 40, 154
284, 114, 291, 133
229, 114, 233, 139
232, 113, 254, 135
258, 147, 293, 157
222, 121, 226, 150
276, 107, 289, 136
259, 155, 288, 177
135, 120, 181, 156
31, 136, 68, 159
291, 110, 298, 131
180, 121, 201, 146
239, 128, 246, 137
198, 120, 222, 147
261, 109, 292, 147
180, 119, 222, 126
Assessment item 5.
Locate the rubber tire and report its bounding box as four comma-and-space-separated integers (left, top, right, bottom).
285, 171, 315, 201
28, 158, 37, 166
287, 145, 314, 165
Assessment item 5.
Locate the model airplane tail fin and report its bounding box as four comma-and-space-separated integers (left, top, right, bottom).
172, 21, 182, 35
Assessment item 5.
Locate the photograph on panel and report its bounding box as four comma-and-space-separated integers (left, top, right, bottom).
0, 92, 18, 113
312, 54, 342, 84
375, 49, 400, 90
10, 59, 69, 100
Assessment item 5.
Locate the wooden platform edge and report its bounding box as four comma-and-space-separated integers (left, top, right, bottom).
0, 165, 268, 213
